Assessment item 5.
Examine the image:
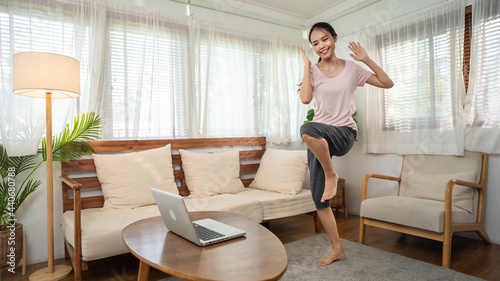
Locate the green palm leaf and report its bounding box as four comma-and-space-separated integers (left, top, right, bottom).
1, 113, 101, 229
14, 178, 41, 213
8, 154, 38, 176
41, 112, 102, 162
0, 145, 8, 179
0, 193, 10, 229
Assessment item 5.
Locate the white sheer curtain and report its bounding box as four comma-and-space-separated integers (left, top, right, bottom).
100, 2, 191, 140
189, 17, 307, 142
0, 0, 90, 156
464, 0, 500, 153
261, 37, 308, 144
189, 18, 260, 138
364, 0, 466, 155
1, 0, 306, 148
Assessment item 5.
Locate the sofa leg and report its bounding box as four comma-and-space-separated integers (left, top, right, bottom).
476, 226, 492, 245
442, 235, 452, 269
313, 212, 321, 232
64, 244, 70, 260
359, 217, 365, 244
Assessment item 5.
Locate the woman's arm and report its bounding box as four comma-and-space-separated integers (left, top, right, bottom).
299, 47, 313, 104
348, 42, 394, 89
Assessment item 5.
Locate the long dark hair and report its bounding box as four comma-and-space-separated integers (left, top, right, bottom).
308, 22, 337, 63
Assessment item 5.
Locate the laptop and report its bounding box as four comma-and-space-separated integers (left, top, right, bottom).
151, 188, 246, 246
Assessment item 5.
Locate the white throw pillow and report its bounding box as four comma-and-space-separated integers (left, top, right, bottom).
179, 149, 244, 197
406, 170, 477, 213
93, 145, 178, 210
249, 149, 308, 195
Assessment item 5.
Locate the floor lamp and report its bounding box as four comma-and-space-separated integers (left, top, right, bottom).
12, 52, 80, 280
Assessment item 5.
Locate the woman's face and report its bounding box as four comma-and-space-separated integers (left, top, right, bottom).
310, 28, 336, 60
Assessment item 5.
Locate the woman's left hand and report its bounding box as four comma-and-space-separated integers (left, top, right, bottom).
348, 42, 369, 62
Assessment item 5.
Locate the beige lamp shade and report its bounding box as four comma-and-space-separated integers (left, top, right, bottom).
12, 52, 80, 99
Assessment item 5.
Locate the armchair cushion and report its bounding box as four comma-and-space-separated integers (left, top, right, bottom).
360, 196, 476, 233
406, 171, 477, 213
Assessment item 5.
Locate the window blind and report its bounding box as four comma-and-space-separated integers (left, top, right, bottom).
105, 12, 190, 139
0, 0, 89, 155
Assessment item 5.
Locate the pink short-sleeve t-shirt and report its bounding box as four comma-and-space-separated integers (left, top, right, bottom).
310, 60, 373, 130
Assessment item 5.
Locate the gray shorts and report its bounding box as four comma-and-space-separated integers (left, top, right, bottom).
300, 122, 357, 209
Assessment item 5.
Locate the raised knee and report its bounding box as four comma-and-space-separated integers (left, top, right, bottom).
302, 133, 314, 142
302, 134, 324, 145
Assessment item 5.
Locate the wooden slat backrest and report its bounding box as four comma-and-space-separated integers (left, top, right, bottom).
61, 137, 266, 212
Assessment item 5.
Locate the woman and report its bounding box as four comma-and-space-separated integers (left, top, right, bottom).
299, 22, 393, 266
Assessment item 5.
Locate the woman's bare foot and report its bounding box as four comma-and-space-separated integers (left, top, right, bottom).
317, 247, 346, 266
321, 172, 339, 202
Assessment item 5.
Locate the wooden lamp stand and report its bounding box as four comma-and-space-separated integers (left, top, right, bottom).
13, 52, 81, 281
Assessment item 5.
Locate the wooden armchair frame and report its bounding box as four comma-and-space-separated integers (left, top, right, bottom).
359, 154, 492, 268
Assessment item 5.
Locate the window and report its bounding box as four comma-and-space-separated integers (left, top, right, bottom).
364, 0, 465, 155
0, 0, 90, 155
0, 0, 307, 148
196, 31, 260, 137
377, 15, 463, 131
105, 13, 190, 139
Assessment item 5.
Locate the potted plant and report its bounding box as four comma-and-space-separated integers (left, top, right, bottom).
303, 109, 358, 124
303, 109, 315, 124
0, 112, 102, 268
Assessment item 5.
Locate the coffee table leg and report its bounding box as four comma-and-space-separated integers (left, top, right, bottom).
137, 260, 150, 281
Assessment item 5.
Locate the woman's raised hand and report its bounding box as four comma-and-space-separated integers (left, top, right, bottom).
348, 42, 369, 62
300, 46, 311, 67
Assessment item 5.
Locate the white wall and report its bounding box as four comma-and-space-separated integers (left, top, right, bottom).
329, 0, 500, 245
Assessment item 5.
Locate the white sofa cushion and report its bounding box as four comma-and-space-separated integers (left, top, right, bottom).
180, 149, 244, 197
406, 170, 477, 213
360, 196, 476, 233
61, 194, 263, 261
184, 194, 263, 222
238, 187, 316, 220
249, 149, 308, 195
93, 145, 178, 210
61, 205, 161, 261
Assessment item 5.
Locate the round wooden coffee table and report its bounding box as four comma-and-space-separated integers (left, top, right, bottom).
122, 211, 287, 281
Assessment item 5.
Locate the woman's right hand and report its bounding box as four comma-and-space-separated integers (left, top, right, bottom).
300, 46, 311, 68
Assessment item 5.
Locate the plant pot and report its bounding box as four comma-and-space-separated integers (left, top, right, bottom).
0, 223, 23, 267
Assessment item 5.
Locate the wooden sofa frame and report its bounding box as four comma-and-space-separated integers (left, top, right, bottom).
60, 137, 320, 280
359, 154, 492, 268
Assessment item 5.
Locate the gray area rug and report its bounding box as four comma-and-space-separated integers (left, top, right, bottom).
281, 234, 482, 281
159, 234, 482, 281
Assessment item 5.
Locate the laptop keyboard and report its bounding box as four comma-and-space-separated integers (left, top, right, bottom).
194, 223, 225, 241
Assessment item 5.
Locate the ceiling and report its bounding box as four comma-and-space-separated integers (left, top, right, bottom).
176, 0, 380, 29
241, 0, 347, 19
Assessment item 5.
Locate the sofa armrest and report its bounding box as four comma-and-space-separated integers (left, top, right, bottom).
60, 175, 83, 190
361, 173, 401, 201
60, 175, 83, 272
444, 179, 485, 224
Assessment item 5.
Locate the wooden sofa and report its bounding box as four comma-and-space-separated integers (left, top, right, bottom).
60, 137, 318, 280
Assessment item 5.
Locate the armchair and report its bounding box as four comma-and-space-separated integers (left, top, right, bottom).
359, 151, 491, 268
